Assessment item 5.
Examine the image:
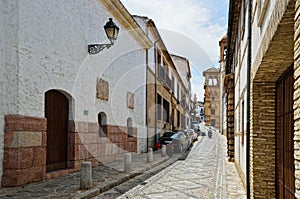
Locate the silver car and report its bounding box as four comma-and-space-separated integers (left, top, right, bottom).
185, 129, 198, 142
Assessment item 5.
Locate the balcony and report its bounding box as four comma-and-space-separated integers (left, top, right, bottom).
158, 65, 165, 81
165, 75, 172, 90
158, 65, 172, 91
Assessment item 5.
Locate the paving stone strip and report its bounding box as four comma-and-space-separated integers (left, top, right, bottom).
0, 151, 177, 199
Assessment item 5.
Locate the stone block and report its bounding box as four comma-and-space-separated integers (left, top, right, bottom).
88, 122, 98, 133
77, 121, 88, 133
3, 147, 33, 170
4, 132, 15, 148
97, 144, 106, 157
2, 166, 44, 187
87, 158, 99, 167
87, 144, 98, 158
84, 133, 98, 144
105, 144, 113, 156
42, 132, 47, 147
33, 147, 46, 167
12, 132, 43, 148
5, 115, 47, 132
79, 145, 88, 160
68, 144, 79, 161
68, 120, 76, 132
67, 160, 82, 171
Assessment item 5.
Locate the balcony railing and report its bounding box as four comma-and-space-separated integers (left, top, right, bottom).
158, 65, 172, 90
158, 65, 165, 80
165, 75, 172, 90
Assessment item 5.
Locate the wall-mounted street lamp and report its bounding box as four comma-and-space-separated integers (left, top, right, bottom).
88, 18, 120, 54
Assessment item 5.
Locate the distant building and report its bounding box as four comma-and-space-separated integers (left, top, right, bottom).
203, 67, 220, 129
192, 94, 205, 124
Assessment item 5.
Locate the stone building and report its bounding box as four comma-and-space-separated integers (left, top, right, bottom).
0, 0, 152, 186
226, 0, 300, 198
203, 67, 221, 129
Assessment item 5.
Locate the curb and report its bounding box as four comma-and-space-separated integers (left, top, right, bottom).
74, 156, 171, 199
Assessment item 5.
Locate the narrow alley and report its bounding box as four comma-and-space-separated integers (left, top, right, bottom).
96, 132, 246, 199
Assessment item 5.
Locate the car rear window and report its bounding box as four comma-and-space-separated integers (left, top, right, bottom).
162, 132, 174, 137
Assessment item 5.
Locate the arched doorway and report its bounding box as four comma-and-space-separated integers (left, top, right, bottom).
45, 90, 68, 172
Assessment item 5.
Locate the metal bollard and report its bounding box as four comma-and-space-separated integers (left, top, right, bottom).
147, 148, 153, 162
161, 145, 167, 157
124, 153, 132, 172
80, 161, 93, 190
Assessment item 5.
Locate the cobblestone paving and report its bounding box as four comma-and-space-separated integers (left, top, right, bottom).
0, 152, 172, 199
119, 133, 247, 199
0, 133, 246, 199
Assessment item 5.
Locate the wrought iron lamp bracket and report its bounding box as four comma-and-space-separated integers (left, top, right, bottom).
88, 42, 114, 54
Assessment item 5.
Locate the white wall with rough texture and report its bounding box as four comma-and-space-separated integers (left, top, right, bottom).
1, 0, 149, 164
252, 0, 276, 62
0, 0, 21, 185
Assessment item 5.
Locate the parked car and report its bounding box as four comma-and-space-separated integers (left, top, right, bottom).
159, 131, 176, 146
185, 129, 198, 141
182, 130, 192, 146
171, 131, 190, 153
192, 123, 200, 132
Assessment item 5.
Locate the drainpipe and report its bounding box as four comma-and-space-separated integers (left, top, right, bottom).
154, 40, 159, 149
246, 0, 252, 198
146, 47, 149, 151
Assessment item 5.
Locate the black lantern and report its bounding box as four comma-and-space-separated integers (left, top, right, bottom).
88, 18, 120, 54
104, 18, 119, 43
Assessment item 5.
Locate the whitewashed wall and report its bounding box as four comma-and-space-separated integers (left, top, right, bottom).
252, 1, 276, 63
0, 0, 21, 185
1, 0, 149, 166
233, 0, 250, 182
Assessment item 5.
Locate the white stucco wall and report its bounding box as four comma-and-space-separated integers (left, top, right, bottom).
1, 0, 149, 158
0, 0, 21, 185
233, 0, 250, 181
252, 0, 276, 63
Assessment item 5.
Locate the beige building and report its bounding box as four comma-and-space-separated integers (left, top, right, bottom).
225, 0, 300, 198
134, 16, 192, 148
203, 67, 220, 129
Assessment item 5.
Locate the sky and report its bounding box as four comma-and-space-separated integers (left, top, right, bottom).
121, 0, 229, 101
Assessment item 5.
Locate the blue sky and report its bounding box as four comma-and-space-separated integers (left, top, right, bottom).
121, 0, 228, 101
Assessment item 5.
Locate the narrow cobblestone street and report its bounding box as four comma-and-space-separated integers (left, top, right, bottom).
115, 132, 246, 199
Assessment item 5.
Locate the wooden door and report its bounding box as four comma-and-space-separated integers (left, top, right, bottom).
276, 65, 295, 198
45, 90, 68, 172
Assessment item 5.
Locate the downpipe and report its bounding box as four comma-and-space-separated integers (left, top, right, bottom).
246, 0, 252, 198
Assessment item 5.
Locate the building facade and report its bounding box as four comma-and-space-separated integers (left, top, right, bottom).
132, 16, 192, 150
0, 0, 152, 186
219, 35, 228, 137
203, 67, 221, 129
191, 95, 205, 124
226, 0, 300, 198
